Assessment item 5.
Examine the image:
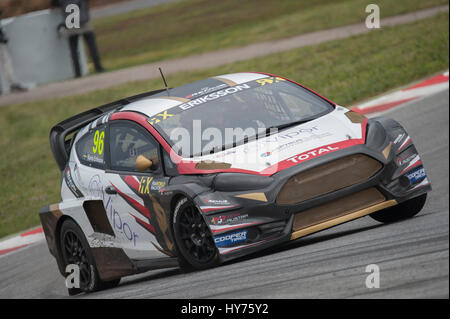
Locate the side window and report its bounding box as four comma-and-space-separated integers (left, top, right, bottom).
109, 122, 160, 172
76, 125, 106, 168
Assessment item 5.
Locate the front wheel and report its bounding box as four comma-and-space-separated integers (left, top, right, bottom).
172, 197, 219, 271
370, 193, 427, 223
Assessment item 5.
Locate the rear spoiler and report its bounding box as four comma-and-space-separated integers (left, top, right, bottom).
50, 88, 167, 171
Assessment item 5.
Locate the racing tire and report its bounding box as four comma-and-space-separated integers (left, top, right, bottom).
59, 219, 120, 295
172, 197, 219, 271
369, 193, 427, 223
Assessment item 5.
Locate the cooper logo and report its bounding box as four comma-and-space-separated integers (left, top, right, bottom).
286, 145, 339, 163
214, 230, 248, 247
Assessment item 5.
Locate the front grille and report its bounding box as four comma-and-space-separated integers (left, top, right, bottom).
276, 154, 382, 205
292, 187, 385, 232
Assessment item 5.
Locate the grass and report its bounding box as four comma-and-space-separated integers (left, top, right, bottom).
0, 12, 448, 238
91, 0, 448, 71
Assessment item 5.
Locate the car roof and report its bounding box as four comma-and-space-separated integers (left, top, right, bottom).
119, 72, 269, 118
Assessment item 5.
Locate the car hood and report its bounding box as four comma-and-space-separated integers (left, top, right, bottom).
187, 106, 367, 175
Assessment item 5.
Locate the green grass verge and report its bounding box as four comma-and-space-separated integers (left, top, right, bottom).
0, 13, 448, 237
91, 0, 448, 70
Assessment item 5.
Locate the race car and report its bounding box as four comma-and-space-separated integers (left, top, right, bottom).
39, 72, 431, 294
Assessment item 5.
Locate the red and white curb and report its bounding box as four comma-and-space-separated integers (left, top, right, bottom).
353, 71, 449, 115
0, 227, 44, 257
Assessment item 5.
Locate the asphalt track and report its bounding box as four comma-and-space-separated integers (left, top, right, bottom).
0, 89, 448, 299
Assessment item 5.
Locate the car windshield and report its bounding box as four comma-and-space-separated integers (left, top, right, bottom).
153, 78, 334, 157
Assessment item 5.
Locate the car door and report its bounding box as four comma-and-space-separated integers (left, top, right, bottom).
104, 120, 172, 260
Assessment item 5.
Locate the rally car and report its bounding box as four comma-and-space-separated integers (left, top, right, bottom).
39, 72, 431, 294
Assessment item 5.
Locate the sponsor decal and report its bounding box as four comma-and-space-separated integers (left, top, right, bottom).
185, 84, 228, 99
73, 163, 84, 187
178, 84, 251, 111
64, 166, 83, 198
260, 152, 271, 158
397, 136, 412, 152
256, 76, 286, 86
268, 132, 333, 154
214, 230, 248, 247
266, 126, 320, 142
158, 188, 173, 196
396, 152, 417, 166
104, 196, 139, 246
148, 110, 174, 125
88, 174, 104, 199
243, 126, 325, 154
151, 180, 166, 191
138, 176, 153, 195
82, 153, 103, 164
210, 213, 248, 225
205, 199, 230, 205
214, 149, 237, 158
394, 133, 405, 145
86, 176, 143, 246
405, 166, 426, 185
286, 145, 339, 164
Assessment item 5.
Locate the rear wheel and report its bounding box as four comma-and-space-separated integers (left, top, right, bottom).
370, 194, 427, 223
172, 197, 219, 271
60, 219, 120, 294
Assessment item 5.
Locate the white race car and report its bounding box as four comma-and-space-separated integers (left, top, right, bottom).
39, 72, 431, 294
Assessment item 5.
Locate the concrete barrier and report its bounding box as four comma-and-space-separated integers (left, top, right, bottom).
0, 8, 88, 93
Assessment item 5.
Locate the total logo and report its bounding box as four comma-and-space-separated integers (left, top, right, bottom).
214, 230, 248, 247
286, 145, 339, 163
260, 152, 271, 158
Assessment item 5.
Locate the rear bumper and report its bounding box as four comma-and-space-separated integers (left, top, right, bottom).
39, 204, 66, 276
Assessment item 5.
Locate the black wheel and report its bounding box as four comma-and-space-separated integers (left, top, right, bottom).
60, 219, 120, 294
172, 197, 219, 270
370, 193, 427, 223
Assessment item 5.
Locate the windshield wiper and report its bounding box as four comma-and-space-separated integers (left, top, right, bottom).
266, 118, 313, 132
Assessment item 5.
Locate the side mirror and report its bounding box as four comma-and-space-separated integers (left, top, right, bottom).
136, 155, 153, 172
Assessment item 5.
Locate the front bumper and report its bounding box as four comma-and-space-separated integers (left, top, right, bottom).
196, 127, 431, 263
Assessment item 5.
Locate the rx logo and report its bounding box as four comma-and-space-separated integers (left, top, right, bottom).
148, 111, 174, 125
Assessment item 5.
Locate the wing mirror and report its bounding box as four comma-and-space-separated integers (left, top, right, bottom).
136, 155, 158, 172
